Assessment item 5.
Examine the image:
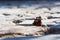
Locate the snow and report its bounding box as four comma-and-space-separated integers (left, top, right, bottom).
42, 19, 60, 25
0, 1, 60, 38
19, 20, 34, 24
0, 6, 59, 37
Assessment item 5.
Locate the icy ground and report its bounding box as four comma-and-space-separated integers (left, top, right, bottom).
0, 1, 60, 38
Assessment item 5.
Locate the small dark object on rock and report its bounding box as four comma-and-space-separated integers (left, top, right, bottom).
33, 16, 42, 26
